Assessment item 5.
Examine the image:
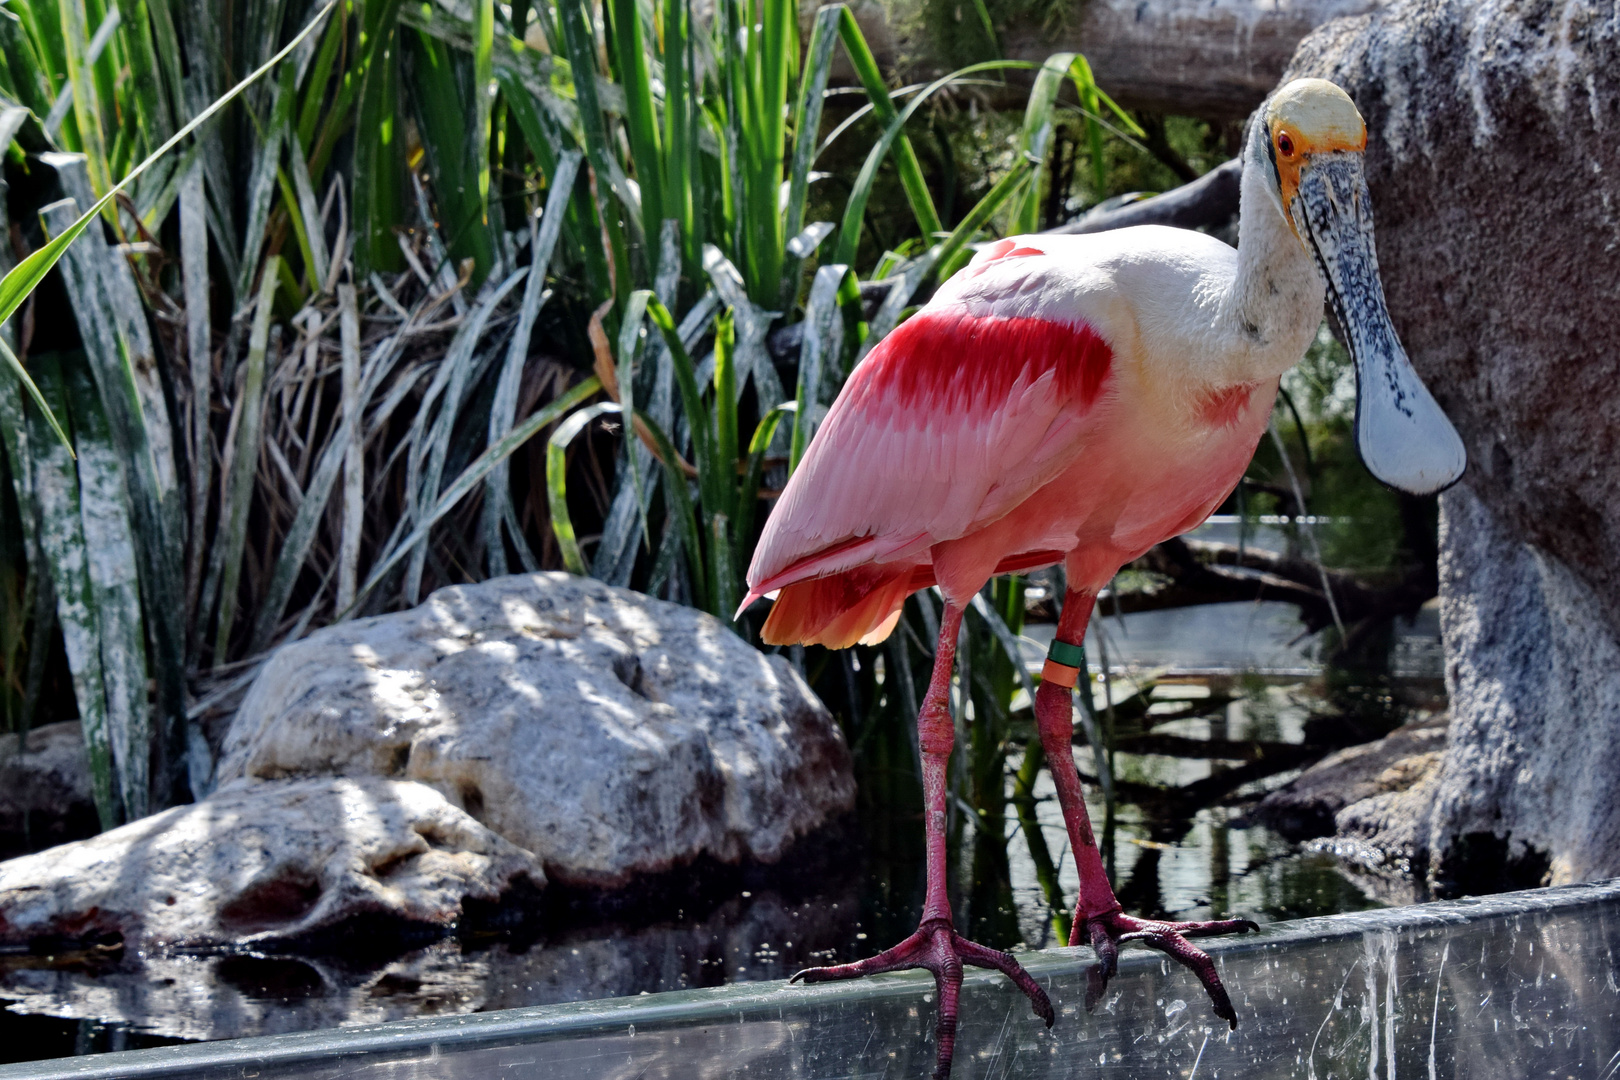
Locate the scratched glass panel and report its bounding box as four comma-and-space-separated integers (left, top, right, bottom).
3, 881, 1617, 1080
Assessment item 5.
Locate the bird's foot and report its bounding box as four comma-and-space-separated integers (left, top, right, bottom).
1077, 910, 1260, 1028
791, 917, 1054, 1080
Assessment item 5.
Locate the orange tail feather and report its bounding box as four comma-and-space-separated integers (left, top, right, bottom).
760, 566, 917, 648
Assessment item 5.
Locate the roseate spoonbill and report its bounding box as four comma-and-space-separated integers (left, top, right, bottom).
740, 78, 1465, 1075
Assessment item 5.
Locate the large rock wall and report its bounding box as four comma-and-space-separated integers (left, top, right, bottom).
1285, 0, 1620, 888
1287, 0, 1620, 634
1432, 485, 1620, 892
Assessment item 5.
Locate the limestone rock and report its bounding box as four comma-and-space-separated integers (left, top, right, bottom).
0, 777, 544, 951
217, 573, 854, 887
1423, 486, 1620, 893
1286, 0, 1620, 890
0, 722, 97, 856
1285, 2, 1620, 629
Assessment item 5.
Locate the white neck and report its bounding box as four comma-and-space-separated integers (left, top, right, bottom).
1214, 125, 1325, 383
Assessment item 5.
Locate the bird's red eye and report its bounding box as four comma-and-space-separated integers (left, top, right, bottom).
1276, 132, 1296, 157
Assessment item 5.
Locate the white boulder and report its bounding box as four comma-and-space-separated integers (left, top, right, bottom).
217, 572, 854, 886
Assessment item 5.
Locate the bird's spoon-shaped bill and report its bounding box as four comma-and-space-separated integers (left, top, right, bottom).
1293, 152, 1467, 496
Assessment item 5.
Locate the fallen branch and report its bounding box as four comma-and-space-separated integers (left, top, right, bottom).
1048, 159, 1241, 236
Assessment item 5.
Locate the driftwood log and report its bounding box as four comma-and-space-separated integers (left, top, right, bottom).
840, 0, 1385, 121
1001, 0, 1386, 120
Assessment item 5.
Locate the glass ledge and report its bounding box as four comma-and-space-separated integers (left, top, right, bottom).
3, 879, 1617, 1079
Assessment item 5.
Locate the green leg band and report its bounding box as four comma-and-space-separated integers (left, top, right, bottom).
1047, 638, 1086, 668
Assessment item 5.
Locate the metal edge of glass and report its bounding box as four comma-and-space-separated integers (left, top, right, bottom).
1, 878, 1617, 1080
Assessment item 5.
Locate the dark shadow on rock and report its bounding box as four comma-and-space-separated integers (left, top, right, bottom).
1431, 832, 1552, 901
0, 722, 100, 859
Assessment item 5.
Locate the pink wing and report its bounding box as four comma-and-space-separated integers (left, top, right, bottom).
745, 259, 1117, 604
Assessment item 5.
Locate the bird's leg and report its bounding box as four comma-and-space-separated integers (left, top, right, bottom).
1035, 587, 1259, 1026
791, 601, 1053, 1079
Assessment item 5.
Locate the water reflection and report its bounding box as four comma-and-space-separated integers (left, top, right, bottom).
14, 882, 1618, 1080
0, 890, 861, 1043
999, 680, 1383, 953
0, 675, 1401, 1051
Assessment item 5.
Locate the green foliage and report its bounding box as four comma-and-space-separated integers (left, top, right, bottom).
0, 0, 1210, 891
1268, 324, 1411, 574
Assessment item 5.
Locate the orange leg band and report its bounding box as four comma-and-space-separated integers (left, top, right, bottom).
1041, 658, 1081, 688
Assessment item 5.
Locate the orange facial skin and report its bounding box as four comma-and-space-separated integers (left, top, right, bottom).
1271, 121, 1368, 216
1265, 76, 1370, 239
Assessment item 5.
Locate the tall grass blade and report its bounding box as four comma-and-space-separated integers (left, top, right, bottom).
606, 0, 662, 243
401, 267, 527, 604
40, 180, 188, 801
210, 262, 279, 667
62, 359, 148, 820
237, 62, 294, 300
45, 158, 181, 506
832, 60, 1027, 269
486, 153, 577, 574
547, 400, 621, 577
335, 283, 363, 614
789, 264, 847, 470
0, 332, 68, 455
58, 0, 113, 201
0, 268, 46, 738
615, 287, 654, 538
408, 27, 497, 284
180, 160, 211, 627
834, 9, 943, 245
701, 244, 783, 420
736, 402, 791, 555
287, 132, 329, 288
633, 409, 707, 612
0, 9, 54, 117
557, 0, 632, 304
473, 0, 495, 241
1012, 54, 1074, 235
43, 4, 117, 140
24, 354, 116, 828
1071, 55, 1108, 192
660, 0, 696, 275
784, 6, 840, 253
594, 283, 715, 585
496, 66, 613, 304
932, 156, 1034, 280
354, 0, 408, 276
706, 312, 739, 618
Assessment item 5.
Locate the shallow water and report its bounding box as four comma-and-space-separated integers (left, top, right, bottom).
24, 880, 1612, 1080
0, 680, 1399, 1055
0, 564, 1438, 1059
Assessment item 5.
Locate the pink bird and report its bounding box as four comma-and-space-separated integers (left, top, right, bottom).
741, 79, 1464, 1076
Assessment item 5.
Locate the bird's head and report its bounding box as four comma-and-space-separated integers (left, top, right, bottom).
1256, 78, 1465, 496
